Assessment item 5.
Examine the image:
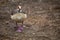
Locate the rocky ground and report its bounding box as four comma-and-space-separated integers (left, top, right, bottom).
0, 0, 60, 40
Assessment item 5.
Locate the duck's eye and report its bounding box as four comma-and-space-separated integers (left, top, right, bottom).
11, 13, 13, 15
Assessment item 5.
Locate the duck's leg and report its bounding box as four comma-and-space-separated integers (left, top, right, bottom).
16, 21, 23, 32
16, 22, 18, 27
14, 22, 18, 30
22, 21, 23, 26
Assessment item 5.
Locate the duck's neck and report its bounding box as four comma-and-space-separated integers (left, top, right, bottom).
18, 9, 23, 13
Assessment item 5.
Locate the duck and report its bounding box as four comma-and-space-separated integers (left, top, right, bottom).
11, 5, 27, 32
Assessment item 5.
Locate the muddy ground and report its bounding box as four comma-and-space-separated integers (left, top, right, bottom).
0, 0, 60, 40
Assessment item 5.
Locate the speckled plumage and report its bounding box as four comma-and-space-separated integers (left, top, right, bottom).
11, 13, 27, 22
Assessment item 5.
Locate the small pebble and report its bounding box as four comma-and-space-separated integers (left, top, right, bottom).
32, 33, 35, 35
5, 21, 9, 24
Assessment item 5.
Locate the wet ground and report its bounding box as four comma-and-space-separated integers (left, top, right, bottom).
0, 0, 60, 40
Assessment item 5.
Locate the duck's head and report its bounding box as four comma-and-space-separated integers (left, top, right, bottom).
17, 5, 23, 13
18, 5, 22, 9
